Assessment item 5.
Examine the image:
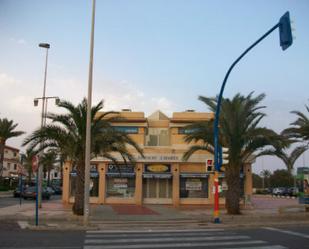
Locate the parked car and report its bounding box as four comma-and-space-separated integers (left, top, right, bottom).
288, 187, 298, 197
22, 186, 51, 200
13, 187, 26, 198
272, 187, 286, 196
51, 185, 62, 195
45, 186, 55, 195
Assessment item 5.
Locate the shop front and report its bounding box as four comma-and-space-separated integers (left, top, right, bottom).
143, 164, 173, 204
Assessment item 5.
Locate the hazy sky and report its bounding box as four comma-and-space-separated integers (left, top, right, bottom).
1, 0, 308, 174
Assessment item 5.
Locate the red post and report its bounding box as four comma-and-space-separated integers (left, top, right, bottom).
213, 171, 220, 223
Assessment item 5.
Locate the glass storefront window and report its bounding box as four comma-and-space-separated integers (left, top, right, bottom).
106, 177, 135, 198
70, 164, 99, 197
90, 165, 99, 197
180, 177, 208, 198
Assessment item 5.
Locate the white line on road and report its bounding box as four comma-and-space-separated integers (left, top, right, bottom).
85, 231, 234, 238
83, 240, 266, 249
86, 228, 224, 234
264, 227, 309, 239
85, 235, 250, 244
225, 246, 288, 249
17, 221, 29, 229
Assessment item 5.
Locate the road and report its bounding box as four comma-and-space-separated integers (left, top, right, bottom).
0, 195, 61, 208
0, 223, 308, 249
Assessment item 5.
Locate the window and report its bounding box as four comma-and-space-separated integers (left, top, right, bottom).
13, 152, 17, 157
8, 163, 11, 169
14, 164, 17, 170
106, 164, 135, 198
106, 177, 135, 198
114, 126, 138, 134
180, 177, 208, 198
178, 127, 198, 134
54, 172, 58, 178
145, 128, 170, 146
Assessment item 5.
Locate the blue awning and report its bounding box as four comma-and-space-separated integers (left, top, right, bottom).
180, 173, 209, 178
106, 173, 136, 178
143, 173, 172, 179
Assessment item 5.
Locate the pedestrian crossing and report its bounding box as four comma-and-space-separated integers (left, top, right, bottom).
83, 229, 288, 249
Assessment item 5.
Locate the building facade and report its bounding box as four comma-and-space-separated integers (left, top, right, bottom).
2, 145, 20, 178
62, 110, 253, 206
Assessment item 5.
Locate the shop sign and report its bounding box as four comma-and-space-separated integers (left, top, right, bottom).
113, 178, 128, 189
185, 179, 202, 191
108, 164, 135, 173
145, 164, 170, 173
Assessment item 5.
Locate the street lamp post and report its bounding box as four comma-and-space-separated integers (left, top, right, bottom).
84, 0, 96, 225
213, 11, 293, 223
37, 43, 50, 211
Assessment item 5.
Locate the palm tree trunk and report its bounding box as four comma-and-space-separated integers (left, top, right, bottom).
0, 139, 5, 177
73, 160, 85, 215
47, 169, 51, 186
225, 166, 241, 214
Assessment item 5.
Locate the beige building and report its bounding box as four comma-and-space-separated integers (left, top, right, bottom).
2, 145, 20, 178
62, 110, 253, 206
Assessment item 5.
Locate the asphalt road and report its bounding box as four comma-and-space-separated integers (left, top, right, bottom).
0, 195, 61, 208
0, 224, 308, 249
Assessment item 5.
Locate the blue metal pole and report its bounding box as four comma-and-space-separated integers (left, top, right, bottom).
35, 171, 39, 226
213, 23, 280, 224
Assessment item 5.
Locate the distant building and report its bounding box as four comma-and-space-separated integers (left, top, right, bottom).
2, 145, 20, 178
62, 110, 253, 206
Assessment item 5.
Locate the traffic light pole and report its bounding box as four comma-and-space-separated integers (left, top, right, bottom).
213, 23, 280, 223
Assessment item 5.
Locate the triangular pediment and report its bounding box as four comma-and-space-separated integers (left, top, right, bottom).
148, 110, 169, 120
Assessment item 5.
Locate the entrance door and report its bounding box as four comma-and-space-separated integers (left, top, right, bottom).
143, 178, 172, 204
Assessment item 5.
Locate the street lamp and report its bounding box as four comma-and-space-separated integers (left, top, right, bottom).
213, 11, 293, 224
84, 0, 96, 225
33, 42, 50, 226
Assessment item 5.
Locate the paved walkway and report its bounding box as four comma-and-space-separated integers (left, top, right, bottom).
0, 194, 308, 229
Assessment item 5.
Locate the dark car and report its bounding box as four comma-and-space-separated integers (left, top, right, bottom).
13, 187, 26, 198
51, 185, 62, 195
22, 186, 51, 200
288, 187, 298, 197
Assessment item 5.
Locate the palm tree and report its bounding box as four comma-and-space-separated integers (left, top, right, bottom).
21, 149, 36, 183
183, 92, 283, 214
41, 149, 58, 186
260, 169, 271, 189
261, 145, 308, 175
283, 105, 309, 142
23, 98, 143, 215
0, 118, 24, 177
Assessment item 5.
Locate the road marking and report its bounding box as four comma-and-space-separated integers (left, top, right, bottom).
264, 227, 309, 239
225, 246, 288, 249
83, 240, 266, 249
85, 235, 250, 244
17, 221, 29, 229
86, 231, 234, 238
86, 228, 224, 234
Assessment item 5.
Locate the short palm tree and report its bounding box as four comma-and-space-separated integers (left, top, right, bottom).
261, 144, 308, 175
0, 118, 24, 177
260, 169, 271, 189
41, 149, 58, 186
23, 98, 143, 215
183, 92, 283, 214
21, 149, 36, 183
283, 105, 309, 142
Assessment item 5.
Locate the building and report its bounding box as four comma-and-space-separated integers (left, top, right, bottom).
2, 145, 20, 179
62, 110, 253, 206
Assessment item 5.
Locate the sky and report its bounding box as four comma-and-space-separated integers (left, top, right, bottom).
0, 0, 309, 174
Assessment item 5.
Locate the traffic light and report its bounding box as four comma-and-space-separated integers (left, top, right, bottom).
221, 147, 229, 165
217, 146, 229, 171
206, 159, 214, 172
279, 11, 293, 51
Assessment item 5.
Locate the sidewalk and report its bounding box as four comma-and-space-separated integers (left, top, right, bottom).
0, 195, 308, 230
